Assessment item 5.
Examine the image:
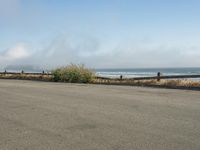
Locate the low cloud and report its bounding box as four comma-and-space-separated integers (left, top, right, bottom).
0, 44, 30, 68
1, 35, 200, 70
3, 44, 29, 59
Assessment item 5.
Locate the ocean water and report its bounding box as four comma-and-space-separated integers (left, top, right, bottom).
95, 68, 200, 79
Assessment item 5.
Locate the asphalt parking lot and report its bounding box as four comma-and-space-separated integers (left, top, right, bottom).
0, 79, 200, 150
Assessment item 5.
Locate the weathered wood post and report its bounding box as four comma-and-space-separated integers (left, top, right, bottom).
157, 72, 161, 81
120, 75, 123, 80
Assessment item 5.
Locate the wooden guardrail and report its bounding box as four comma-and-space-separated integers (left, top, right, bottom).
1, 71, 200, 81
96, 72, 200, 81
0, 71, 52, 76
130, 75, 200, 81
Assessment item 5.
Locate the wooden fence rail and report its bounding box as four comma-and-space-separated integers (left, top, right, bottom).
129, 75, 200, 81
96, 72, 200, 81
0, 71, 200, 81
0, 71, 52, 76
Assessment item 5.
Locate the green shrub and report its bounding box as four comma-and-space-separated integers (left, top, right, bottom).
52, 68, 62, 82
52, 64, 94, 83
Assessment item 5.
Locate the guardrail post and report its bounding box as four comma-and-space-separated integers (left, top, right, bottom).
120, 75, 123, 80
157, 72, 161, 81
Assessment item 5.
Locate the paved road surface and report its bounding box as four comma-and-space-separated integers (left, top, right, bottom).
0, 79, 200, 150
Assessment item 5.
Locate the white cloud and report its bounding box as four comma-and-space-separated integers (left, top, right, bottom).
4, 44, 29, 59
0, 44, 30, 68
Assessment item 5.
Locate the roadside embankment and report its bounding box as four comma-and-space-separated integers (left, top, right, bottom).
0, 73, 200, 90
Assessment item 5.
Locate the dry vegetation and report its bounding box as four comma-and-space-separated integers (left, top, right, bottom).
93, 78, 200, 89
0, 67, 200, 89
0, 73, 52, 81
52, 64, 94, 83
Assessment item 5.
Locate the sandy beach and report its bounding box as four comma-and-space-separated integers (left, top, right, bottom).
0, 79, 200, 150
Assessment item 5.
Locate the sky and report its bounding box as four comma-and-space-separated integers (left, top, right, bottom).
0, 0, 200, 69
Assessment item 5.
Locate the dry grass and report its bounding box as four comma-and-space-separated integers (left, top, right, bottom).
159, 79, 200, 87
93, 78, 200, 88
0, 73, 52, 81
0, 73, 200, 89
